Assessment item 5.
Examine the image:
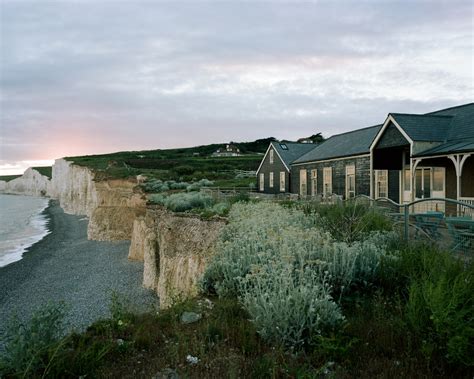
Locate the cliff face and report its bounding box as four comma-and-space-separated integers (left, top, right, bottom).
51, 159, 97, 216
51, 159, 145, 241
87, 179, 146, 241
129, 207, 226, 308
0, 168, 52, 197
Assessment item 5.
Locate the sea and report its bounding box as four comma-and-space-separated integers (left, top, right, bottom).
0, 194, 51, 268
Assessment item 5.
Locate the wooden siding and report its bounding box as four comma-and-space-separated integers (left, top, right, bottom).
376, 122, 409, 149
257, 146, 290, 194
291, 156, 371, 198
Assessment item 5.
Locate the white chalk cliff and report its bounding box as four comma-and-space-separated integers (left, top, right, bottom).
0, 167, 52, 197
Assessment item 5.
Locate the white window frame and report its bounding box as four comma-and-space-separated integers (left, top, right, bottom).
269, 149, 274, 164
280, 171, 285, 192
345, 165, 356, 199
375, 170, 388, 199
323, 167, 332, 196
269, 172, 274, 188
311, 169, 318, 196
259, 173, 264, 191
300, 169, 307, 197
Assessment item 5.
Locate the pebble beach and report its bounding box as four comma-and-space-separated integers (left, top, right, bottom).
0, 200, 157, 343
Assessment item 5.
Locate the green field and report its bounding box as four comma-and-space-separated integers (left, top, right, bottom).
0, 175, 22, 182
65, 139, 272, 185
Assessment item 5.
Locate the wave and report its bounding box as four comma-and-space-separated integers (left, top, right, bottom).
0, 197, 51, 268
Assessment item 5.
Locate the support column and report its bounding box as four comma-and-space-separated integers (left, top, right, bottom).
369, 151, 374, 199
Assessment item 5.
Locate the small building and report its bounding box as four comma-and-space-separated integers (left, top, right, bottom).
257, 103, 474, 207
256, 141, 316, 194
291, 125, 383, 199
212, 144, 242, 157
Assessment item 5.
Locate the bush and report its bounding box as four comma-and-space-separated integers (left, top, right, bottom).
305, 201, 393, 243
164, 192, 214, 212
0, 302, 66, 376
239, 262, 344, 348
404, 250, 473, 365
201, 202, 393, 349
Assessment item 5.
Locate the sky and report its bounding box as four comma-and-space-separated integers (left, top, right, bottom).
0, 0, 473, 175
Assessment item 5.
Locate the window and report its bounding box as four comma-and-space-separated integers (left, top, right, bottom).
323, 167, 332, 196
269, 172, 274, 188
433, 167, 444, 192
269, 149, 274, 164
311, 169, 317, 196
300, 169, 307, 196
415, 168, 431, 199
346, 165, 355, 199
280, 172, 286, 192
280, 144, 288, 150
259, 173, 264, 191
375, 170, 388, 198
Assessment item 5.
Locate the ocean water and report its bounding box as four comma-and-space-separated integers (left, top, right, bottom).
0, 194, 50, 267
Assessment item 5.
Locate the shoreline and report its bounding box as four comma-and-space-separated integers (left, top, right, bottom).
0, 200, 157, 343
0, 194, 51, 268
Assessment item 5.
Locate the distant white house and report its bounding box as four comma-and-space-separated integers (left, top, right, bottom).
212, 144, 242, 157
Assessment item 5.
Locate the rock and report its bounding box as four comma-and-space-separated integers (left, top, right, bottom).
180, 311, 202, 324
152, 368, 179, 379
0, 167, 52, 197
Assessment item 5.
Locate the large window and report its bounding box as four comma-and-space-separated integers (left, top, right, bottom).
280, 171, 286, 192
345, 165, 355, 199
269, 149, 274, 164
323, 167, 332, 196
259, 173, 264, 191
300, 169, 307, 197
375, 170, 388, 198
311, 169, 318, 196
269, 172, 274, 188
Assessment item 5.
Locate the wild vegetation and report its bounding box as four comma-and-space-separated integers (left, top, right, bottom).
1, 200, 472, 378
63, 138, 274, 184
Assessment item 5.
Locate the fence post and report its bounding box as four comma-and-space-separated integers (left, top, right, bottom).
404, 204, 409, 241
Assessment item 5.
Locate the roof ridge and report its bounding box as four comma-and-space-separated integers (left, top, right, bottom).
325, 124, 382, 139
425, 102, 474, 115
390, 113, 453, 118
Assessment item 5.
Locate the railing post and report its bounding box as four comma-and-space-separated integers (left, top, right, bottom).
404, 204, 409, 241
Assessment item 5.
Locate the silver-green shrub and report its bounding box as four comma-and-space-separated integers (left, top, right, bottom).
239, 262, 344, 348
201, 202, 394, 348
163, 192, 214, 212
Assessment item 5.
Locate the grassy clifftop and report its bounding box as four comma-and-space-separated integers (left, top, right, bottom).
64, 138, 274, 184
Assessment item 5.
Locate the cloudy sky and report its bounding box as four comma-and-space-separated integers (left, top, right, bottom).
0, 0, 472, 174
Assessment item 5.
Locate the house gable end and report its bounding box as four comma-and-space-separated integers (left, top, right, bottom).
374, 121, 410, 150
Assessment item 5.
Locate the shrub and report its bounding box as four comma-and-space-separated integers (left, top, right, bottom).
164, 192, 214, 212
405, 251, 473, 366
201, 202, 393, 349
0, 302, 66, 376
239, 262, 344, 348
305, 201, 393, 243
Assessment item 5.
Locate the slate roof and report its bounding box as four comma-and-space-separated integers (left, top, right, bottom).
271, 141, 316, 167
428, 102, 474, 141
389, 114, 453, 142
293, 125, 382, 164
415, 138, 474, 157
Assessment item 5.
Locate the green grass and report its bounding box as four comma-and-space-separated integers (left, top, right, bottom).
32, 166, 52, 179
3, 293, 471, 378
64, 141, 265, 181
0, 175, 21, 182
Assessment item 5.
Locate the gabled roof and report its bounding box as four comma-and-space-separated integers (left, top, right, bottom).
293, 125, 382, 164
427, 102, 474, 141
414, 138, 474, 157
389, 113, 453, 142
271, 141, 316, 167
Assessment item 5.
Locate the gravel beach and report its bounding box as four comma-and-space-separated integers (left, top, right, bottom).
0, 200, 157, 341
